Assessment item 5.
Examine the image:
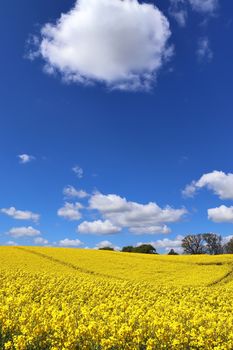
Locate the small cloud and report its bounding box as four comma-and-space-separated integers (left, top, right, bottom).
57, 202, 83, 221
182, 181, 197, 198
223, 235, 233, 244
95, 240, 120, 250
34, 237, 49, 245
77, 219, 121, 235
197, 37, 213, 62
5, 240, 18, 246
208, 205, 233, 223
183, 171, 233, 200
169, 0, 188, 27
1, 207, 40, 222
188, 0, 218, 14
63, 185, 88, 199
8, 226, 41, 238
179, 156, 189, 164
72, 165, 84, 178
129, 225, 171, 235
18, 154, 35, 164
58, 238, 83, 247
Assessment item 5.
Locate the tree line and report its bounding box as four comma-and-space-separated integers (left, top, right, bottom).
99, 234, 233, 255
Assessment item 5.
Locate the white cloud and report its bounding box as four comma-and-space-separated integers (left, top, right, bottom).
5, 240, 18, 246
223, 235, 233, 244
78, 219, 121, 235
169, 0, 217, 26
18, 154, 35, 164
188, 0, 218, 13
58, 238, 83, 247
34, 237, 49, 245
72, 165, 83, 178
137, 235, 184, 253
34, 0, 172, 91
197, 37, 213, 62
208, 205, 233, 223
57, 202, 82, 221
63, 185, 88, 199
129, 225, 171, 235
169, 0, 188, 27
8, 226, 41, 238
151, 235, 184, 248
182, 181, 197, 198
1, 207, 40, 222
89, 192, 186, 233
94, 240, 120, 250
183, 171, 233, 200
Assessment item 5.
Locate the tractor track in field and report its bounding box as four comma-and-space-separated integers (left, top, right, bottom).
207, 263, 233, 286
14, 246, 126, 282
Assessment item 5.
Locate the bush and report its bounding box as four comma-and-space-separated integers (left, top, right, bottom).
99, 247, 114, 251
122, 244, 157, 254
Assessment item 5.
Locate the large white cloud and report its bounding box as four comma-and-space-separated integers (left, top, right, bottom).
57, 202, 82, 221
1, 207, 40, 222
208, 205, 233, 223
78, 219, 121, 235
35, 0, 172, 90
8, 226, 41, 238
88, 192, 186, 234
183, 171, 233, 200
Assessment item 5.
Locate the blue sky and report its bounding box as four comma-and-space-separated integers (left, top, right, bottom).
0, 0, 233, 253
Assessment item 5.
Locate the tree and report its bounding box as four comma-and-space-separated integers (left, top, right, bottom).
122, 244, 158, 254
99, 247, 114, 251
167, 249, 179, 255
133, 244, 157, 254
122, 246, 134, 252
182, 234, 206, 255
224, 238, 233, 254
202, 233, 223, 255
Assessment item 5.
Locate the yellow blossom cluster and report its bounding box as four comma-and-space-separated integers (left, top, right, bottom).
1, 246, 233, 349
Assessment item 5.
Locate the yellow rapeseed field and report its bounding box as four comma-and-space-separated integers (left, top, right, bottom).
1, 247, 233, 349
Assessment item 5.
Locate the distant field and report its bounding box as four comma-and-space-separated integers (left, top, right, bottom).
1, 247, 233, 349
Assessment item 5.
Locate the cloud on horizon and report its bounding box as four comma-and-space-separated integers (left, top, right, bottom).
137, 235, 184, 253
